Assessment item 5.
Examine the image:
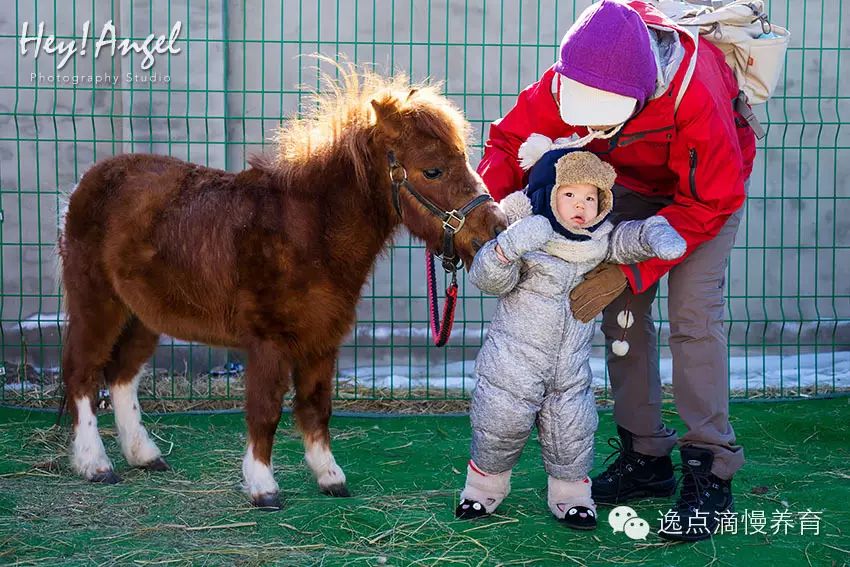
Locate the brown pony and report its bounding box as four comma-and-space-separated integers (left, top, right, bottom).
58, 67, 507, 508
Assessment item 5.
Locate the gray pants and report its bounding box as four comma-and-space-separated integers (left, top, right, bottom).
600, 185, 745, 479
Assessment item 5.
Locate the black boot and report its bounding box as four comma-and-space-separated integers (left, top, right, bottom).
658, 446, 734, 542
592, 426, 676, 505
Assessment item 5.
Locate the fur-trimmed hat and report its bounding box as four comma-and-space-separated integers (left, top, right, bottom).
551, 151, 615, 231
522, 148, 616, 241
554, 151, 616, 197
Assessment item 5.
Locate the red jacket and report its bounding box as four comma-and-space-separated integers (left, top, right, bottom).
477, 1, 756, 293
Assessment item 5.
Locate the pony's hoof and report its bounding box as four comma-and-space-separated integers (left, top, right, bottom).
252, 493, 282, 511
321, 483, 351, 498
90, 470, 122, 484
142, 457, 170, 472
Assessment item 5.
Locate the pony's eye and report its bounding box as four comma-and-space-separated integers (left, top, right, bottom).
422, 168, 443, 180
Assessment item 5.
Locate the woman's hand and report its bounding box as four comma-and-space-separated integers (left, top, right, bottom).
569, 263, 627, 323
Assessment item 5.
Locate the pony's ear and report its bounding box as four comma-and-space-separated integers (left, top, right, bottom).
371, 97, 402, 139
406, 88, 418, 101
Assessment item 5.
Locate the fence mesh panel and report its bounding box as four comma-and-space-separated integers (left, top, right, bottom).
0, 0, 847, 406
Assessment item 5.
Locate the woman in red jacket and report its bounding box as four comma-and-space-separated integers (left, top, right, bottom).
477, 0, 756, 542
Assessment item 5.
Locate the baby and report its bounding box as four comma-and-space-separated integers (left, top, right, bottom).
456, 148, 686, 530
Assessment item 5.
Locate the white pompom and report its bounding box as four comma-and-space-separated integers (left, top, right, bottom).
617, 310, 635, 329
518, 133, 555, 170
611, 340, 630, 357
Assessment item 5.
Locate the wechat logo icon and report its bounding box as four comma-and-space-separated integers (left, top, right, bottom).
608, 506, 650, 540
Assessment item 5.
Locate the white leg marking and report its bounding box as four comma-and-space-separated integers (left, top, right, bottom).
242, 443, 279, 498
110, 376, 161, 466
71, 396, 113, 478
304, 438, 346, 489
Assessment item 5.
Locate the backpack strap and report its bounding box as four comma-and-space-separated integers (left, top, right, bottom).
734, 90, 767, 139
551, 71, 561, 107
674, 26, 699, 115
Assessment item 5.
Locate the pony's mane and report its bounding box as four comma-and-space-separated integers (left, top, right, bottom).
267, 63, 470, 191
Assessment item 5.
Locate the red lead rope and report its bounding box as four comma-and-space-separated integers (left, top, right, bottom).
426, 250, 458, 347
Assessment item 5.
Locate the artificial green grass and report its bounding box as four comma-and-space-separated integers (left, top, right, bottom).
1, 399, 848, 566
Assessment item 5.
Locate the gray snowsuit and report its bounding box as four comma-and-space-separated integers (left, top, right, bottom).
468, 191, 686, 482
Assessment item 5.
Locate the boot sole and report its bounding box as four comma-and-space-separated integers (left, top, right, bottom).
593, 477, 677, 505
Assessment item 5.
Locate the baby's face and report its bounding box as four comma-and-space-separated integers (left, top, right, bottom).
554, 183, 599, 228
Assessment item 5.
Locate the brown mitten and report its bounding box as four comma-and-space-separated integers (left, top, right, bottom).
569, 263, 627, 323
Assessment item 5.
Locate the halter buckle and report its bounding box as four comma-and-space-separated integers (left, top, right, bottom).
442, 210, 465, 233
442, 254, 461, 273
388, 164, 407, 185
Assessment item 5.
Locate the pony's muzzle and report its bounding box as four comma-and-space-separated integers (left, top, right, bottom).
471, 224, 503, 254
469, 204, 507, 254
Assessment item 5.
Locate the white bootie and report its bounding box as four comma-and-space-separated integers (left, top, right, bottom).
547, 475, 596, 520
459, 461, 511, 515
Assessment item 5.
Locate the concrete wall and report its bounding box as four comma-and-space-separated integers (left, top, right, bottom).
0, 0, 847, 376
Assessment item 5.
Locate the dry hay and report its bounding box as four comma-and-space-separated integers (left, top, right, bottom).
2, 363, 848, 415
4, 398, 850, 566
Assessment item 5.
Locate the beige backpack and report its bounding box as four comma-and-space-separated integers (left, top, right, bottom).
653, 0, 791, 104
652, 0, 791, 137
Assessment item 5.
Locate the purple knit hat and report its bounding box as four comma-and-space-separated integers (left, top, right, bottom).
554, 0, 657, 113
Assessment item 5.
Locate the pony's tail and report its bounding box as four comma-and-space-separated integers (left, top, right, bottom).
55, 392, 68, 427
54, 185, 74, 428
55, 184, 73, 309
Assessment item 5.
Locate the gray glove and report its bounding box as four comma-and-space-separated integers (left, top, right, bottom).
609, 216, 686, 264
640, 216, 687, 260
495, 215, 553, 262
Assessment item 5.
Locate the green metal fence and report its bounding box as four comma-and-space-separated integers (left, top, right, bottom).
0, 0, 847, 407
